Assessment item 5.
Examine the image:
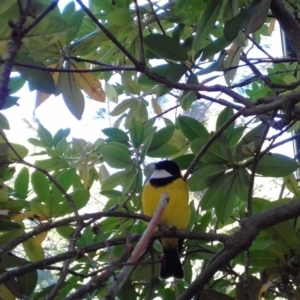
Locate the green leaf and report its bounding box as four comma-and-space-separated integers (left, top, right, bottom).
138, 64, 187, 86
117, 281, 137, 300
224, 3, 253, 41
250, 154, 299, 177
101, 144, 132, 169
53, 188, 90, 217
148, 126, 175, 151
139, 135, 153, 163
56, 226, 75, 240
30, 202, 49, 220
201, 171, 237, 211
216, 106, 234, 141
178, 116, 209, 141
224, 46, 241, 85
31, 170, 50, 201
105, 82, 119, 103
200, 40, 229, 62
284, 174, 300, 198
37, 123, 53, 148
17, 269, 38, 297
101, 170, 129, 191
23, 238, 44, 262
175, 0, 191, 15
102, 128, 129, 142
192, 0, 223, 52
60, 1, 84, 45
247, 0, 271, 34
173, 153, 196, 170
144, 34, 188, 61
0, 113, 9, 129
14, 167, 29, 199
129, 117, 144, 148
190, 137, 230, 164
14, 53, 55, 94
107, 8, 132, 26
0, 217, 23, 231
187, 164, 226, 191
147, 144, 179, 158
51, 168, 76, 197
110, 98, 138, 116
57, 71, 85, 120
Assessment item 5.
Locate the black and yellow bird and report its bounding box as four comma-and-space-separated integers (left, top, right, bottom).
142, 160, 190, 279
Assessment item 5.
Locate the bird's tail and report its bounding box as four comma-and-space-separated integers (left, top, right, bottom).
160, 246, 184, 279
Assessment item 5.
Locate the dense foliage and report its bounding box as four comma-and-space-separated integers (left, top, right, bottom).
1, 0, 300, 299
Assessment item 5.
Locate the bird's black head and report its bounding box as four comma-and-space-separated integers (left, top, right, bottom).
154, 160, 181, 178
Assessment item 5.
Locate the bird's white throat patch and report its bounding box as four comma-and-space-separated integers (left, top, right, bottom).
150, 169, 173, 179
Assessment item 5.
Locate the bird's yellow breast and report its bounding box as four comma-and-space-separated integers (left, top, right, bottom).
141, 178, 190, 230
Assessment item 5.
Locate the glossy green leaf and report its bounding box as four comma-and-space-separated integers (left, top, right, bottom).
102, 128, 129, 142
190, 137, 230, 164
247, 0, 271, 34
178, 116, 209, 141
129, 117, 144, 148
0, 113, 9, 129
138, 64, 187, 86
200, 40, 229, 63
14, 53, 55, 94
30, 202, 49, 220
216, 106, 234, 141
57, 71, 85, 120
139, 135, 153, 163
187, 164, 226, 191
193, 0, 223, 52
31, 170, 50, 201
107, 8, 132, 26
14, 167, 29, 199
250, 154, 299, 177
101, 170, 128, 191
144, 34, 188, 61
147, 144, 179, 158
23, 238, 44, 262
173, 154, 196, 170
56, 226, 75, 240
224, 3, 253, 41
101, 144, 132, 168
0, 217, 23, 231
201, 171, 237, 210
17, 269, 38, 297
51, 168, 76, 197
53, 188, 90, 217
148, 126, 175, 151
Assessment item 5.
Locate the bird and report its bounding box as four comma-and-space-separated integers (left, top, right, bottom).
141, 160, 190, 279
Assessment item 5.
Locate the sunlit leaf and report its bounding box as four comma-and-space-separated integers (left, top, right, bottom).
70, 61, 105, 102
23, 238, 45, 262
